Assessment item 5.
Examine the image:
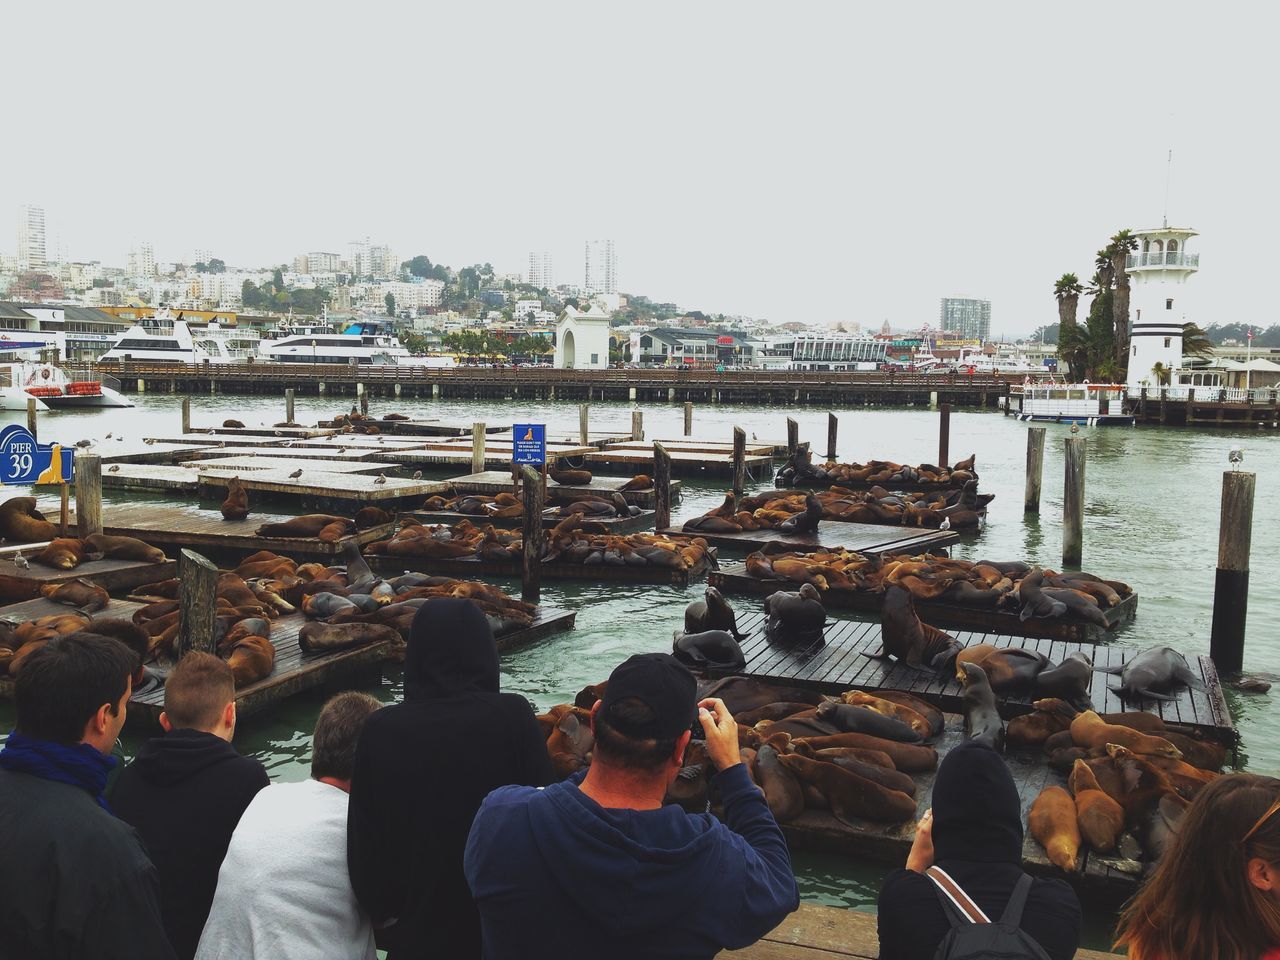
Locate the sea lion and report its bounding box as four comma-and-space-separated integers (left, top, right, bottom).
1069, 759, 1127, 853
297, 621, 398, 653
778, 753, 916, 825
0, 497, 56, 543
1029, 785, 1081, 872
222, 419, 246, 429
546, 713, 594, 779
734, 702, 819, 726
763, 583, 826, 645
777, 494, 823, 535
866, 691, 945, 739
1018, 567, 1068, 621
815, 700, 923, 743
225, 635, 275, 686
218, 618, 272, 656
696, 676, 824, 714
353, 507, 391, 530
756, 717, 840, 739
618, 474, 653, 492
754, 745, 805, 821
795, 732, 938, 773
85, 534, 167, 564
867, 585, 960, 672
256, 514, 351, 538
1006, 698, 1077, 748
838, 692, 932, 739
671, 629, 745, 673
684, 586, 746, 641
957, 644, 1048, 694
1034, 652, 1095, 710
666, 743, 709, 812
1097, 646, 1207, 702
812, 749, 917, 796
220, 477, 250, 522
1135, 792, 1188, 870
958, 661, 1004, 752
33, 537, 93, 570
39, 578, 109, 612
1069, 710, 1182, 759
302, 592, 359, 618
1041, 588, 1108, 627
549, 463, 592, 486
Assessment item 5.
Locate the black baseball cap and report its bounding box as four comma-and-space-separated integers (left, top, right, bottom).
599, 653, 698, 740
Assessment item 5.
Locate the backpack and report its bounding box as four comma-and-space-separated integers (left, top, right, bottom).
925, 866, 1052, 960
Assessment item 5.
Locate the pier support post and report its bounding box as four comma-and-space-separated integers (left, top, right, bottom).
181, 397, 191, 434
786, 417, 799, 456
177, 549, 219, 658
1062, 437, 1086, 567
938, 403, 951, 467
394, 383, 402, 398
631, 410, 643, 441
629, 386, 637, 402
359, 385, 369, 416
26, 398, 37, 441
1024, 426, 1045, 514
137, 378, 145, 394
285, 389, 295, 424
1210, 470, 1255, 675
319, 381, 326, 396
520, 465, 545, 604
668, 387, 675, 402
929, 390, 938, 409
74, 452, 103, 540
471, 423, 486, 475
59, 482, 69, 537
826, 413, 838, 461
732, 427, 747, 499
653, 442, 672, 531
683, 402, 693, 437
432, 383, 440, 399
578, 404, 589, 446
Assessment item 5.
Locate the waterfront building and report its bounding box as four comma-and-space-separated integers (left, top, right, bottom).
629, 328, 763, 367
584, 239, 616, 295
17, 205, 46, 272
1125, 226, 1199, 389
554, 304, 610, 369
527, 251, 554, 289
0, 301, 130, 361
939, 298, 991, 342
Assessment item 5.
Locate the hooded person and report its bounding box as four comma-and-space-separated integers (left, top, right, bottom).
463, 652, 799, 960
346, 598, 554, 959
876, 740, 1081, 960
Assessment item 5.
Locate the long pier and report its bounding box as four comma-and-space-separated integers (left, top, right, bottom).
90, 362, 1014, 408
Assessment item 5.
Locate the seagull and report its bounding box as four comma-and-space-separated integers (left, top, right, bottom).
283, 441, 294, 448
13, 552, 28, 569
337, 447, 347, 455
977, 514, 987, 532
75, 439, 91, 448
116, 435, 124, 442
288, 468, 303, 479
939, 516, 951, 531
108, 464, 120, 473
412, 470, 422, 479
1070, 423, 1080, 435
1230, 446, 1244, 471
374, 474, 387, 485
144, 438, 156, 445
105, 432, 112, 439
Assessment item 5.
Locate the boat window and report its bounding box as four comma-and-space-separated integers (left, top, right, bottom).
1049, 389, 1068, 400
113, 339, 184, 351
1069, 389, 1086, 400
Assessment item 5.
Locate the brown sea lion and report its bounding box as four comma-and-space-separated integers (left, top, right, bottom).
221, 477, 249, 521
754, 745, 805, 821
0, 497, 56, 543
297, 621, 399, 653
219, 618, 272, 656
618, 474, 653, 492
1007, 698, 1077, 748
695, 676, 824, 715
84, 534, 167, 564
33, 538, 91, 570
574, 681, 607, 710
1069, 759, 1126, 853
549, 463, 592, 486
546, 712, 594, 779
1070, 710, 1182, 760
1029, 785, 1080, 871
256, 515, 351, 538
222, 419, 246, 429
779, 753, 916, 824
869, 691, 946, 739
795, 732, 938, 773
735, 702, 821, 726
868, 584, 960, 671
39, 578, 109, 612
226, 635, 275, 686
756, 717, 840, 739
812, 748, 917, 796
839, 692, 932, 739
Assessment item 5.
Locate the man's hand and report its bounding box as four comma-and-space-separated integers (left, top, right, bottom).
698, 698, 742, 771
905, 808, 934, 873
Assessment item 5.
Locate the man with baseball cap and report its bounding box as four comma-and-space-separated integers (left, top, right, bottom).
464, 652, 799, 959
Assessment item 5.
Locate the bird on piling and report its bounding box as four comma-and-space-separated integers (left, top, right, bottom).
412, 471, 422, 480
288, 468, 303, 479
75, 439, 91, 448
14, 552, 28, 569
1230, 446, 1244, 471
109, 464, 120, 473
374, 474, 387, 485
1070, 423, 1080, 435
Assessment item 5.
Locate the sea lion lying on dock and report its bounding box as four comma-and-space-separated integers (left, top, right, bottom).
39, 578, 109, 612
671, 629, 745, 673
354, 507, 391, 529
778, 753, 916, 825
0, 497, 56, 543
85, 533, 168, 564
1034, 651, 1094, 710
33, 537, 97, 570
221, 477, 249, 522
956, 643, 1048, 694
1097, 645, 1206, 702
225, 634, 275, 686
1069, 759, 1125, 853
297, 621, 399, 654
222, 419, 246, 429
549, 463, 592, 485
1029, 785, 1080, 871
815, 700, 922, 743
256, 514, 354, 541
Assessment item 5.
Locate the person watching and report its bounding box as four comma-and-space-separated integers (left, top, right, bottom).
463, 652, 799, 960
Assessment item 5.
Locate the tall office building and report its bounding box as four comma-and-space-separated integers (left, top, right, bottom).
527, 251, 554, 289
939, 298, 991, 342
584, 239, 616, 295
17, 205, 46, 272
128, 242, 156, 278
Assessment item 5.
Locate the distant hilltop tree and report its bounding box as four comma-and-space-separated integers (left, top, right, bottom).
194, 258, 226, 273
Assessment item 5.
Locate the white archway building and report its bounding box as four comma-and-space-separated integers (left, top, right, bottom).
1126, 226, 1199, 388
554, 304, 611, 370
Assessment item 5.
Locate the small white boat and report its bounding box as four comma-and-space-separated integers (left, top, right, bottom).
1014, 382, 1133, 426
0, 360, 134, 410
100, 310, 241, 364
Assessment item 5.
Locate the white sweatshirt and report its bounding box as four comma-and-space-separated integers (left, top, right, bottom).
195, 779, 376, 960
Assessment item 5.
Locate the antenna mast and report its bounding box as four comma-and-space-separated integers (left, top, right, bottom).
1162, 148, 1173, 228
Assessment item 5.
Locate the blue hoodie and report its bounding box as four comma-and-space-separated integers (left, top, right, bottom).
464, 763, 799, 960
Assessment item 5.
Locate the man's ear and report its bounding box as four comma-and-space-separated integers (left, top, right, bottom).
159, 711, 173, 733
1249, 857, 1278, 892
224, 701, 237, 730
674, 729, 692, 767
589, 700, 601, 733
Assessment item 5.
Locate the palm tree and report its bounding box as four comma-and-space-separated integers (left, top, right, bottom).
1053, 273, 1083, 332
1108, 229, 1138, 368
1151, 361, 1171, 386
1181, 322, 1215, 358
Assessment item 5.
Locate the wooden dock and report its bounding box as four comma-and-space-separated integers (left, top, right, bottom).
442, 470, 677, 508
406, 508, 656, 534
195, 469, 446, 509
98, 442, 219, 464
709, 564, 1138, 643
144, 432, 295, 448
660, 523, 958, 557
379, 419, 507, 437
292, 436, 435, 451
368, 552, 714, 587
192, 425, 333, 438
50, 464, 202, 493
182, 446, 384, 462
380, 445, 597, 470
585, 447, 773, 478
728, 611, 1235, 742
190, 456, 396, 475
0, 556, 177, 604
604, 437, 780, 457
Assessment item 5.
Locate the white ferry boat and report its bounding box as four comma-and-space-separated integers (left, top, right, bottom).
953, 348, 1043, 376
1014, 382, 1134, 426
0, 360, 133, 410
257, 319, 453, 367
100, 310, 254, 364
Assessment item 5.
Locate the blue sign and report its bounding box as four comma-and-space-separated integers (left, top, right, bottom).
512, 423, 546, 465
0, 425, 75, 485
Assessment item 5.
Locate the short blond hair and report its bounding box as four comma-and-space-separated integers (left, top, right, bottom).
164, 651, 235, 730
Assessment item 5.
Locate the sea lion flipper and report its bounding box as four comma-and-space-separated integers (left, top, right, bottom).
1172, 663, 1207, 692
1019, 605, 1035, 622
862, 646, 888, 659
1134, 687, 1180, 702
1095, 664, 1125, 675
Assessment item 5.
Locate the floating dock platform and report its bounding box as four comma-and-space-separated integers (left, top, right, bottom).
585, 447, 772, 478
659, 522, 958, 557
405, 508, 656, 534
0, 553, 177, 603
195, 469, 446, 510
442, 470, 676, 508
367, 551, 714, 587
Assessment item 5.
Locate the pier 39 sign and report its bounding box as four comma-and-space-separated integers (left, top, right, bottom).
0, 425, 75, 485
512, 424, 546, 465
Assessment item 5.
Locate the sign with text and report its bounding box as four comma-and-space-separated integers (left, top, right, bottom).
512, 423, 546, 465
0, 425, 75, 485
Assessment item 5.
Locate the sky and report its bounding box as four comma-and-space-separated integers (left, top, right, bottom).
6, 2, 1278, 335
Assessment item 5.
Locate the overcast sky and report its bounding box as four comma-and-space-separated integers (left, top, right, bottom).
6, 3, 1276, 334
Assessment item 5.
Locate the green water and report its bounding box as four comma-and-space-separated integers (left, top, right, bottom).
1, 393, 1275, 946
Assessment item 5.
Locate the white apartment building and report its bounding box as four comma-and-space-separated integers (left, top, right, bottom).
308, 251, 341, 273
17, 205, 46, 272
584, 239, 616, 295
513, 298, 542, 321
128, 243, 156, 279
527, 251, 554, 288
380, 279, 444, 312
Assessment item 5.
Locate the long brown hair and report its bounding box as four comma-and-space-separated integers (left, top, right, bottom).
1116, 773, 1280, 960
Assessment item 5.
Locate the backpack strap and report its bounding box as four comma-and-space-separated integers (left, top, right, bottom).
998, 873, 1034, 926
925, 867, 991, 925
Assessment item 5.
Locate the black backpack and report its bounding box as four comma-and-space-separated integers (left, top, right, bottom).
925, 866, 1052, 960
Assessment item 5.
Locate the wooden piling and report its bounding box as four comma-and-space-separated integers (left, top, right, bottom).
176, 549, 219, 658
938, 403, 951, 467
732, 427, 747, 498
1210, 470, 1255, 674
26, 398, 37, 440
786, 418, 799, 456
471, 423, 486, 475
285, 388, 295, 424
59, 483, 69, 537
1062, 437, 1086, 567
653, 442, 672, 531
1024, 427, 1045, 514
74, 452, 103, 539
520, 464, 545, 603
579, 404, 589, 446
359, 388, 369, 416
826, 413, 838, 461
631, 410, 644, 441
181, 397, 191, 435
683, 401, 693, 437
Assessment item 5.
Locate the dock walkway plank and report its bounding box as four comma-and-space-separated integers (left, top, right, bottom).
189, 456, 395, 475
661, 523, 957, 557
196, 469, 446, 504
442, 470, 676, 507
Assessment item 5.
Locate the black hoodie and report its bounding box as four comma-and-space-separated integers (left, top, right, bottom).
347, 598, 554, 960
108, 729, 269, 960
877, 740, 1081, 960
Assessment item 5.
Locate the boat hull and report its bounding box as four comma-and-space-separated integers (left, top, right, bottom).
1016, 413, 1135, 426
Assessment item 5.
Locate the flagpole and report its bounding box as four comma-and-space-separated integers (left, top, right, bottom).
1246, 329, 1252, 392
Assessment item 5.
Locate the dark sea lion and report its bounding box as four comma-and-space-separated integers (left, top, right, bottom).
778, 753, 916, 824
812, 749, 917, 796
1007, 698, 1076, 748
549, 463, 592, 485
1097, 645, 1207, 702
1136, 792, 1188, 871
795, 732, 938, 773
763, 583, 826, 645
866, 691, 945, 739
753, 745, 805, 821
33, 537, 91, 570
815, 700, 922, 743
696, 675, 824, 714
297, 621, 399, 653
1069, 710, 1182, 759
226, 635, 275, 686
39, 578, 109, 612
1035, 652, 1095, 710
303, 592, 359, 618
665, 742, 709, 812
340, 541, 376, 587
958, 661, 1004, 752
671, 629, 745, 673
85, 533, 167, 564
353, 507, 391, 530
683, 585, 746, 641
1159, 731, 1227, 772
222, 419, 246, 429
546, 713, 594, 779
867, 584, 960, 671
0, 496, 56, 543
220, 477, 250, 522
777, 494, 823, 534
757, 717, 840, 739
958, 644, 1048, 694
734, 702, 816, 726
218, 617, 272, 656
839, 691, 932, 739
1017, 567, 1068, 620
1029, 785, 1081, 872
256, 514, 351, 538
1041, 588, 1108, 627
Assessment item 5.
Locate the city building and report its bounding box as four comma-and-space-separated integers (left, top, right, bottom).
554, 304, 610, 369
939, 298, 991, 342
128, 243, 156, 279
308, 251, 341, 273
380, 279, 444, 313
17, 205, 46, 272
1126, 225, 1199, 389
629, 327, 764, 367
0, 301, 130, 361
527, 251, 554, 289
584, 239, 616, 295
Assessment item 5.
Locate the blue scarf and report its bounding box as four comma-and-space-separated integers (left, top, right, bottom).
0, 730, 118, 811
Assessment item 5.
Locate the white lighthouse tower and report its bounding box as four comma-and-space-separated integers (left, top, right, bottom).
1126, 226, 1199, 389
